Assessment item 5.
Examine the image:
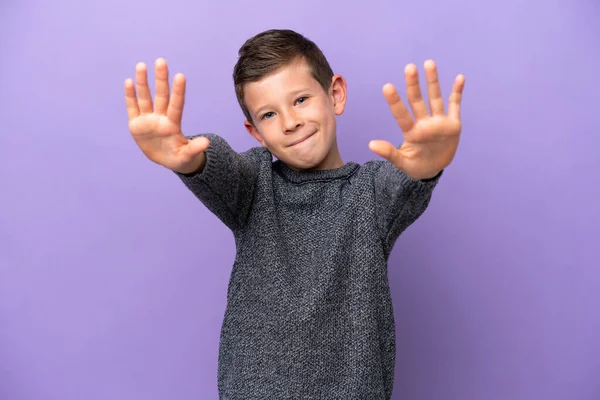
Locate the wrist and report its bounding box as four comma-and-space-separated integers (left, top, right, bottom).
419, 170, 442, 181
175, 153, 206, 176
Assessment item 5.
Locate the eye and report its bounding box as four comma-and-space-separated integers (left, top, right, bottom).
296, 96, 308, 104
261, 112, 275, 120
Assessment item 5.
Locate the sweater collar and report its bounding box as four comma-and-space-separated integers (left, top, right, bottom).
273, 159, 360, 184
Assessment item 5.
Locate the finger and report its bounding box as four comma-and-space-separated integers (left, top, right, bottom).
383, 83, 414, 133
135, 62, 153, 114
447, 74, 466, 120
369, 140, 405, 170
424, 60, 444, 116
154, 58, 170, 115
124, 78, 140, 121
404, 64, 429, 120
167, 73, 186, 125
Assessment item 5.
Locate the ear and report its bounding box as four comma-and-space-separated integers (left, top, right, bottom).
329, 74, 347, 116
244, 120, 267, 147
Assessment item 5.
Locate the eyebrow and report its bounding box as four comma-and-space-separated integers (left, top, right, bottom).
253, 88, 312, 117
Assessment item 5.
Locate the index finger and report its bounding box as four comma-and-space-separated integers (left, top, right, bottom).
405, 64, 429, 120
383, 83, 414, 133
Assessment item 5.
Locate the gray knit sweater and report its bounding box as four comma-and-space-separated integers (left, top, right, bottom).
175, 134, 441, 400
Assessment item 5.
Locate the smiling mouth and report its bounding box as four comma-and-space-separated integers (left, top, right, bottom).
289, 132, 316, 147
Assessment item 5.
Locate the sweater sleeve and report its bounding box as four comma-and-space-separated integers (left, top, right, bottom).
173, 133, 263, 231
373, 161, 443, 257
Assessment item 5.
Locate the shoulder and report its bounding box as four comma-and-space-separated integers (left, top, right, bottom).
240, 144, 273, 164
355, 159, 443, 189
358, 159, 389, 172
350, 159, 391, 181
187, 133, 273, 163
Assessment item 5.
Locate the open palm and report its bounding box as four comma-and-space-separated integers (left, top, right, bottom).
369, 60, 465, 180
125, 58, 209, 174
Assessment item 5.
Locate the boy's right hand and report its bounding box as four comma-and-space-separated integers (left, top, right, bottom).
125, 58, 209, 175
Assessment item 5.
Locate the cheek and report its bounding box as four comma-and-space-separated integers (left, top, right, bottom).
308, 102, 333, 128
317, 110, 335, 134
262, 124, 282, 148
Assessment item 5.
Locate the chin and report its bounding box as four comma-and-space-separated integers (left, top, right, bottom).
273, 137, 336, 171
283, 158, 323, 171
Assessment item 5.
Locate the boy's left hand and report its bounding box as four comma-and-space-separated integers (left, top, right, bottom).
369, 60, 465, 180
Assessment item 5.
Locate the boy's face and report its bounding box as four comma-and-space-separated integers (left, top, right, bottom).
243, 58, 347, 171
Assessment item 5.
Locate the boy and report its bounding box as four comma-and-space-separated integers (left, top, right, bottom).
124, 29, 465, 399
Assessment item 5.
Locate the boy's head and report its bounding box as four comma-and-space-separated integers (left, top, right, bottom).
233, 29, 347, 171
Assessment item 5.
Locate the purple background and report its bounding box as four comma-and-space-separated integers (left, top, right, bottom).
1, 0, 599, 399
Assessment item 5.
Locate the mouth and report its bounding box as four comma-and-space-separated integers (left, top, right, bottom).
289, 131, 316, 147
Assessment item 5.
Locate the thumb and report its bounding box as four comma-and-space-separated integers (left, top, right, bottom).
369, 140, 405, 170
186, 136, 210, 158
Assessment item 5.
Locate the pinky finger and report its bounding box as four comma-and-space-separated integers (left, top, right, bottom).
447, 74, 466, 120
124, 78, 140, 121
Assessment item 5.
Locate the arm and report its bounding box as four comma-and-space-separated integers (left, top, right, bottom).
369, 60, 464, 254
174, 134, 262, 231
374, 162, 442, 257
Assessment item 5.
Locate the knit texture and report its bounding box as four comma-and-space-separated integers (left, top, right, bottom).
175, 134, 441, 399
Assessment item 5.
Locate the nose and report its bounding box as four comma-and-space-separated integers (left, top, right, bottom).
281, 110, 303, 133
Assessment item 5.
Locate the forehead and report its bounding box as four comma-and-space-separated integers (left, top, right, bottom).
243, 59, 323, 109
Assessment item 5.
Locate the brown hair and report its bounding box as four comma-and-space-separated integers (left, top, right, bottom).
233, 29, 334, 124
